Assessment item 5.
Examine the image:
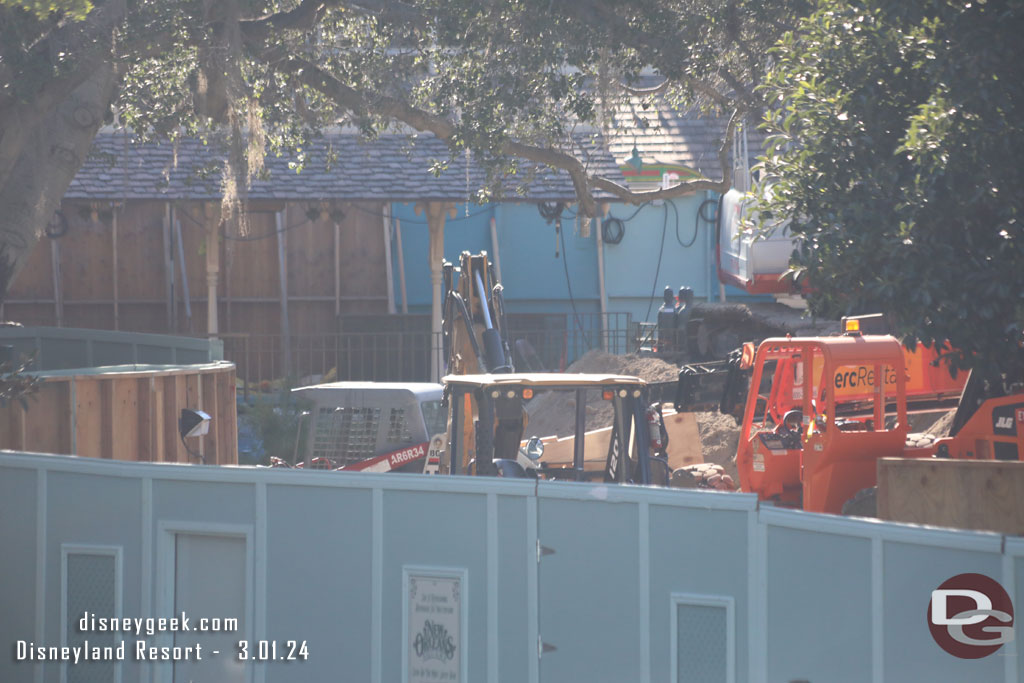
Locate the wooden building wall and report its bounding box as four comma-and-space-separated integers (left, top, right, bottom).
2, 200, 391, 336
0, 363, 237, 464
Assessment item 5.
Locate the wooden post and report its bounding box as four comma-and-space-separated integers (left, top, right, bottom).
112, 208, 119, 330
334, 218, 341, 318
276, 210, 291, 378
224, 218, 232, 332
201, 372, 217, 464
205, 204, 220, 339
162, 375, 181, 462
415, 201, 456, 382
382, 203, 396, 314
175, 214, 193, 333
188, 373, 203, 463
217, 368, 237, 464
163, 204, 176, 332
137, 377, 154, 462
50, 238, 63, 327
99, 379, 114, 458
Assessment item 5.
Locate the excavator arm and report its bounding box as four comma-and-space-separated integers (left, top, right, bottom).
442, 251, 513, 375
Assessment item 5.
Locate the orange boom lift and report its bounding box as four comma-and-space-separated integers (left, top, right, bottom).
689, 316, 1022, 514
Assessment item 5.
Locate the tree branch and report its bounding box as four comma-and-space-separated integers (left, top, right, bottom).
239, 0, 331, 41
269, 53, 610, 213
240, 0, 425, 41
345, 0, 425, 26
240, 4, 746, 216
0, 0, 125, 192
274, 52, 744, 214
621, 79, 669, 96
590, 108, 739, 202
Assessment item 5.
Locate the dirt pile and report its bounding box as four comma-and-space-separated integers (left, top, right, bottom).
692, 411, 740, 479
523, 351, 676, 438
523, 350, 742, 478
558, 349, 680, 382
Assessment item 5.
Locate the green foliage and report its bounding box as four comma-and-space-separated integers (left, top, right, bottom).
2, 0, 812, 226
240, 396, 312, 464
4, 0, 1020, 377
22, 0, 807, 201
0, 352, 40, 410
760, 0, 1024, 374
0, 0, 91, 21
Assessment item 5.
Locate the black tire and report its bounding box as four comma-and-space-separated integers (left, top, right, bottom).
841, 486, 877, 517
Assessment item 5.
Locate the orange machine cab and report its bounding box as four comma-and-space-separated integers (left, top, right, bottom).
735, 334, 981, 514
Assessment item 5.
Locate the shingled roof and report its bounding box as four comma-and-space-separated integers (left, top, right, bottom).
604, 75, 765, 181
65, 130, 623, 202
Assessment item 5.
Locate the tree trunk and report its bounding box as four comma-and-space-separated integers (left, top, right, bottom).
0, 62, 117, 303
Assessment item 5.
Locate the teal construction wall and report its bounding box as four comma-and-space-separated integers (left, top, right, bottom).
2, 452, 1017, 683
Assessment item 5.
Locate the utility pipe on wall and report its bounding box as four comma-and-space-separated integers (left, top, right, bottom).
276, 210, 291, 378
595, 214, 609, 351
164, 204, 177, 332
383, 204, 396, 314
174, 215, 192, 333
333, 218, 341, 318
111, 209, 119, 330
50, 238, 63, 327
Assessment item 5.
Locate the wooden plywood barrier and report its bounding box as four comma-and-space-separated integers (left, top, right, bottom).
878, 458, 1024, 534
0, 363, 237, 465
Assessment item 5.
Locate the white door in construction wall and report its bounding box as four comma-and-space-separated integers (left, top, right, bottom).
165, 530, 251, 683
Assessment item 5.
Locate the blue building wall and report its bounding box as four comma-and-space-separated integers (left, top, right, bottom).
601, 192, 759, 324
389, 202, 599, 316
601, 194, 713, 324
389, 194, 761, 327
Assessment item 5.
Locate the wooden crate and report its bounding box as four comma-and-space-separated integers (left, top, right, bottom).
877, 458, 1024, 534
1, 363, 237, 464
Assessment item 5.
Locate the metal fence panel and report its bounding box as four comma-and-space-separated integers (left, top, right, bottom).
221, 312, 633, 386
